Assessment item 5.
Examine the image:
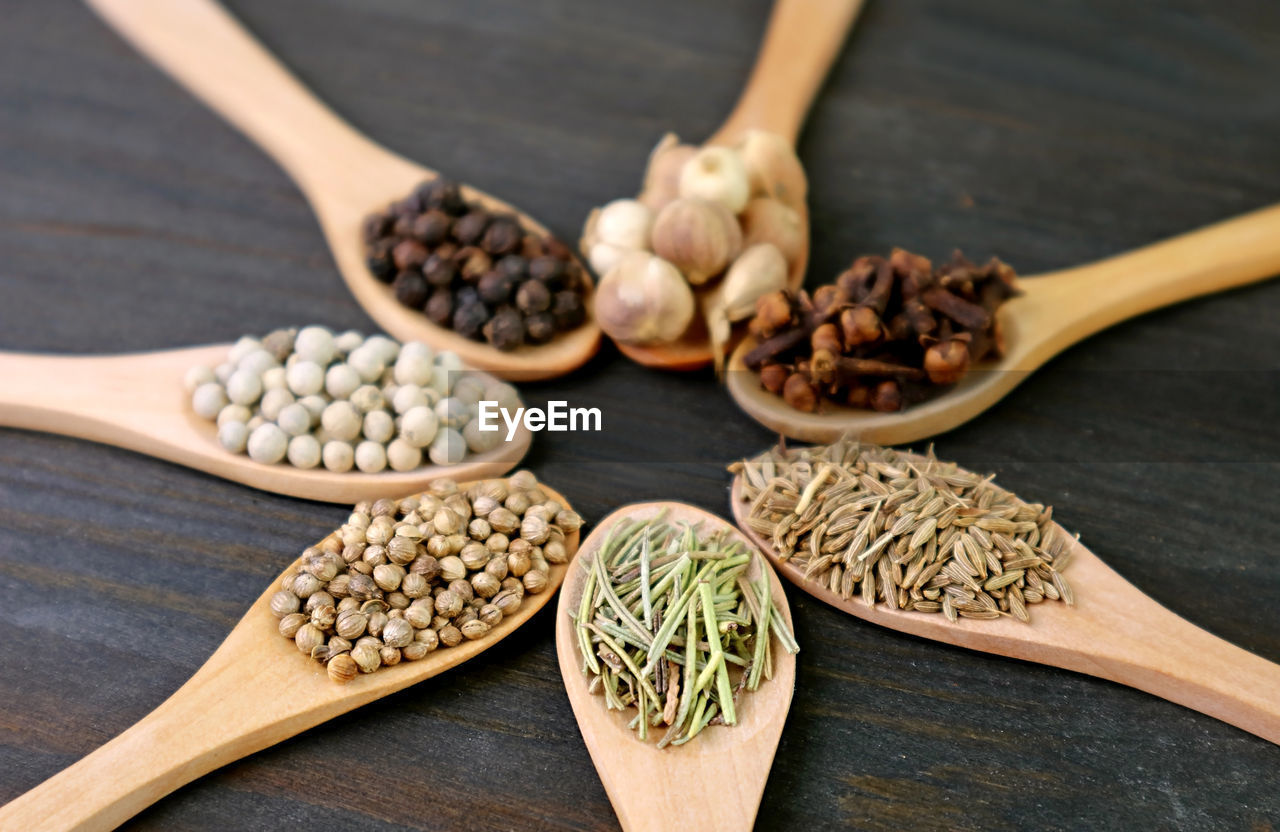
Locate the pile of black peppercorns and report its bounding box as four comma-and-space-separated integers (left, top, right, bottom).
363, 179, 589, 351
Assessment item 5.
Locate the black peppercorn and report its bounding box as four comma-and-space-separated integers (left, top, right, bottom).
524, 312, 556, 344
425, 288, 453, 327
455, 286, 482, 309
543, 237, 573, 261
455, 246, 492, 281
477, 271, 516, 306
551, 290, 585, 330
392, 213, 415, 237
422, 253, 457, 288
452, 210, 490, 246
392, 271, 429, 309
528, 255, 566, 288
515, 279, 551, 314
481, 217, 523, 257
362, 212, 391, 244
412, 210, 452, 246
496, 255, 528, 280
452, 301, 489, 340
392, 195, 422, 216
415, 179, 465, 215
392, 239, 429, 272
520, 236, 543, 260
366, 239, 396, 283
483, 306, 525, 351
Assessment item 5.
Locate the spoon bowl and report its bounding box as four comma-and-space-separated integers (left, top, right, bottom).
729, 202, 1280, 442
0, 345, 531, 502
728, 469, 1280, 745
85, 0, 601, 381
555, 501, 795, 832
0, 480, 577, 832
615, 0, 865, 371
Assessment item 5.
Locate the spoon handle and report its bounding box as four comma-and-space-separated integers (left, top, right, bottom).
710, 0, 867, 146
1016, 203, 1280, 353
0, 618, 376, 832
83, 0, 410, 197
1025, 555, 1280, 744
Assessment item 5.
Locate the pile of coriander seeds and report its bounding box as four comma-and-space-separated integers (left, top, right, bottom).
363, 178, 590, 351
187, 326, 522, 472
270, 472, 582, 683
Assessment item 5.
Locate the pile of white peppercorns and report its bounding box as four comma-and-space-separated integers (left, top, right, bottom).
185, 326, 522, 472
269, 472, 581, 683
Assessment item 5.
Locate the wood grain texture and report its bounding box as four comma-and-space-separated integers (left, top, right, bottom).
0, 0, 1278, 830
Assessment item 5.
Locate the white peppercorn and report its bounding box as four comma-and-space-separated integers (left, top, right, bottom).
361, 410, 394, 444
261, 366, 287, 391
321, 401, 362, 442
237, 348, 279, 377
435, 397, 470, 429
184, 365, 216, 393
294, 325, 336, 366
259, 388, 295, 421
463, 419, 502, 454
349, 384, 385, 414
322, 440, 354, 472
386, 438, 422, 472
324, 362, 361, 399
218, 421, 249, 454
394, 342, 434, 386
192, 382, 229, 420
217, 403, 252, 428
334, 329, 364, 354
400, 406, 439, 448
355, 441, 387, 473
275, 403, 310, 437
286, 434, 321, 469
429, 427, 467, 466
286, 361, 325, 396
247, 423, 288, 464
392, 385, 430, 415
347, 344, 385, 383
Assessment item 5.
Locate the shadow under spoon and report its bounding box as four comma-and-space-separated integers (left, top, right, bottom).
0, 345, 532, 503
555, 501, 796, 832
84, 0, 601, 381
0, 480, 578, 832
728, 470, 1280, 745
616, 0, 866, 371
728, 202, 1280, 442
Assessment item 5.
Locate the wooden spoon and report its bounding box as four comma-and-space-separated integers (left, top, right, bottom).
555, 502, 796, 832
728, 473, 1280, 745
728, 203, 1280, 442
84, 0, 600, 382
0, 481, 577, 832
615, 0, 867, 371
0, 345, 531, 503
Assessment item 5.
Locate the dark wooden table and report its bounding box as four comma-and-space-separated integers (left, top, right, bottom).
2, 1, 1278, 829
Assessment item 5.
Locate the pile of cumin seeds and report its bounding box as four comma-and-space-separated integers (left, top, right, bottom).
730, 438, 1076, 623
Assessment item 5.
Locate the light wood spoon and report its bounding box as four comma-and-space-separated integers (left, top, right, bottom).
555, 502, 796, 832
0, 345, 531, 503
84, 0, 601, 381
728, 471, 1280, 745
728, 202, 1280, 441
0, 481, 577, 832
615, 0, 867, 371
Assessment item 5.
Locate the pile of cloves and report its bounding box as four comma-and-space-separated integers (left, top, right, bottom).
743, 248, 1020, 412
364, 179, 590, 351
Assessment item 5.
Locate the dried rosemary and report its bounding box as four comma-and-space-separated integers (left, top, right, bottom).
569, 511, 799, 747
730, 438, 1077, 623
